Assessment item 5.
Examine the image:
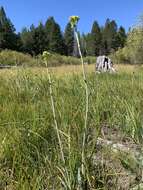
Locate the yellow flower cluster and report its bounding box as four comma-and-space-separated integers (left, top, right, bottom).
69, 16, 80, 28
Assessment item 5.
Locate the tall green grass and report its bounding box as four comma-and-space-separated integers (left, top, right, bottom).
0, 69, 143, 189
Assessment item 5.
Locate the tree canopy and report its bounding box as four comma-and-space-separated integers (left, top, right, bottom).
0, 6, 127, 56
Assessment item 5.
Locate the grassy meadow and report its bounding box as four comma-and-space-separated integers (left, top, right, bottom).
0, 64, 143, 189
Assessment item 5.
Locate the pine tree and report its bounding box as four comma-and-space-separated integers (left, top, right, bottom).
85, 33, 93, 56
64, 23, 74, 56
116, 26, 127, 48
15, 32, 23, 52
80, 33, 87, 56
0, 6, 18, 50
21, 18, 66, 55
31, 22, 46, 55
102, 19, 118, 54
45, 17, 66, 54
110, 20, 118, 50
49, 22, 65, 54
36, 22, 46, 54
20, 23, 46, 55
20, 26, 35, 55
45, 17, 55, 51
90, 21, 102, 56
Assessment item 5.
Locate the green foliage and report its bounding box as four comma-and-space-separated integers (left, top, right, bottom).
0, 7, 128, 57
21, 23, 47, 56
64, 23, 74, 56
20, 17, 66, 56
126, 28, 143, 64
0, 6, 19, 50
112, 17, 143, 64
32, 22, 47, 55
45, 17, 66, 55
111, 47, 130, 64
44, 55, 96, 66
0, 49, 96, 67
20, 27, 34, 54
85, 19, 127, 56
86, 21, 102, 56
102, 19, 118, 54
0, 70, 143, 189
45, 16, 55, 49
39, 53, 82, 66
85, 33, 92, 56
116, 26, 127, 48
0, 50, 37, 66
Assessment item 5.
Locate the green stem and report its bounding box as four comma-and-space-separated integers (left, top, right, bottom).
45, 61, 65, 164
45, 61, 71, 189
74, 30, 89, 178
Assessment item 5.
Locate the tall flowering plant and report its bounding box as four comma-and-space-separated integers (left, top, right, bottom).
69, 16, 89, 188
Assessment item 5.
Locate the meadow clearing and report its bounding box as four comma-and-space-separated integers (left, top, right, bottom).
0, 64, 143, 189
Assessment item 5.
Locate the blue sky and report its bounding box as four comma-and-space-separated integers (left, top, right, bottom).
0, 0, 143, 33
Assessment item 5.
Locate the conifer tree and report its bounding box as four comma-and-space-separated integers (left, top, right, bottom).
64, 22, 74, 56
85, 33, 93, 56
102, 19, 118, 54
20, 26, 35, 55
0, 6, 18, 50
80, 33, 87, 56
45, 17, 66, 54
32, 22, 46, 55
116, 26, 127, 48
90, 21, 102, 56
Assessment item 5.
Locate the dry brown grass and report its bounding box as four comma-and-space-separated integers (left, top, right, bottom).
0, 64, 141, 78
115, 64, 142, 73
50, 64, 142, 76
44, 63, 140, 75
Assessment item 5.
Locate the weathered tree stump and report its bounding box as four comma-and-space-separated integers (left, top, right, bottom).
96, 55, 116, 73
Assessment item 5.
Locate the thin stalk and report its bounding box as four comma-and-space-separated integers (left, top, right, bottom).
44, 61, 71, 189
45, 61, 65, 163
74, 30, 89, 177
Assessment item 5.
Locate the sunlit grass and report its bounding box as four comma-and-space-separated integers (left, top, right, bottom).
0, 63, 141, 77
0, 65, 143, 189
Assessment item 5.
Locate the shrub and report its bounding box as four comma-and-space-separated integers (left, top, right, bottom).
84, 56, 96, 64
0, 50, 37, 66
111, 27, 143, 65
126, 28, 143, 64
37, 54, 96, 67
111, 47, 130, 64
0, 50, 97, 67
